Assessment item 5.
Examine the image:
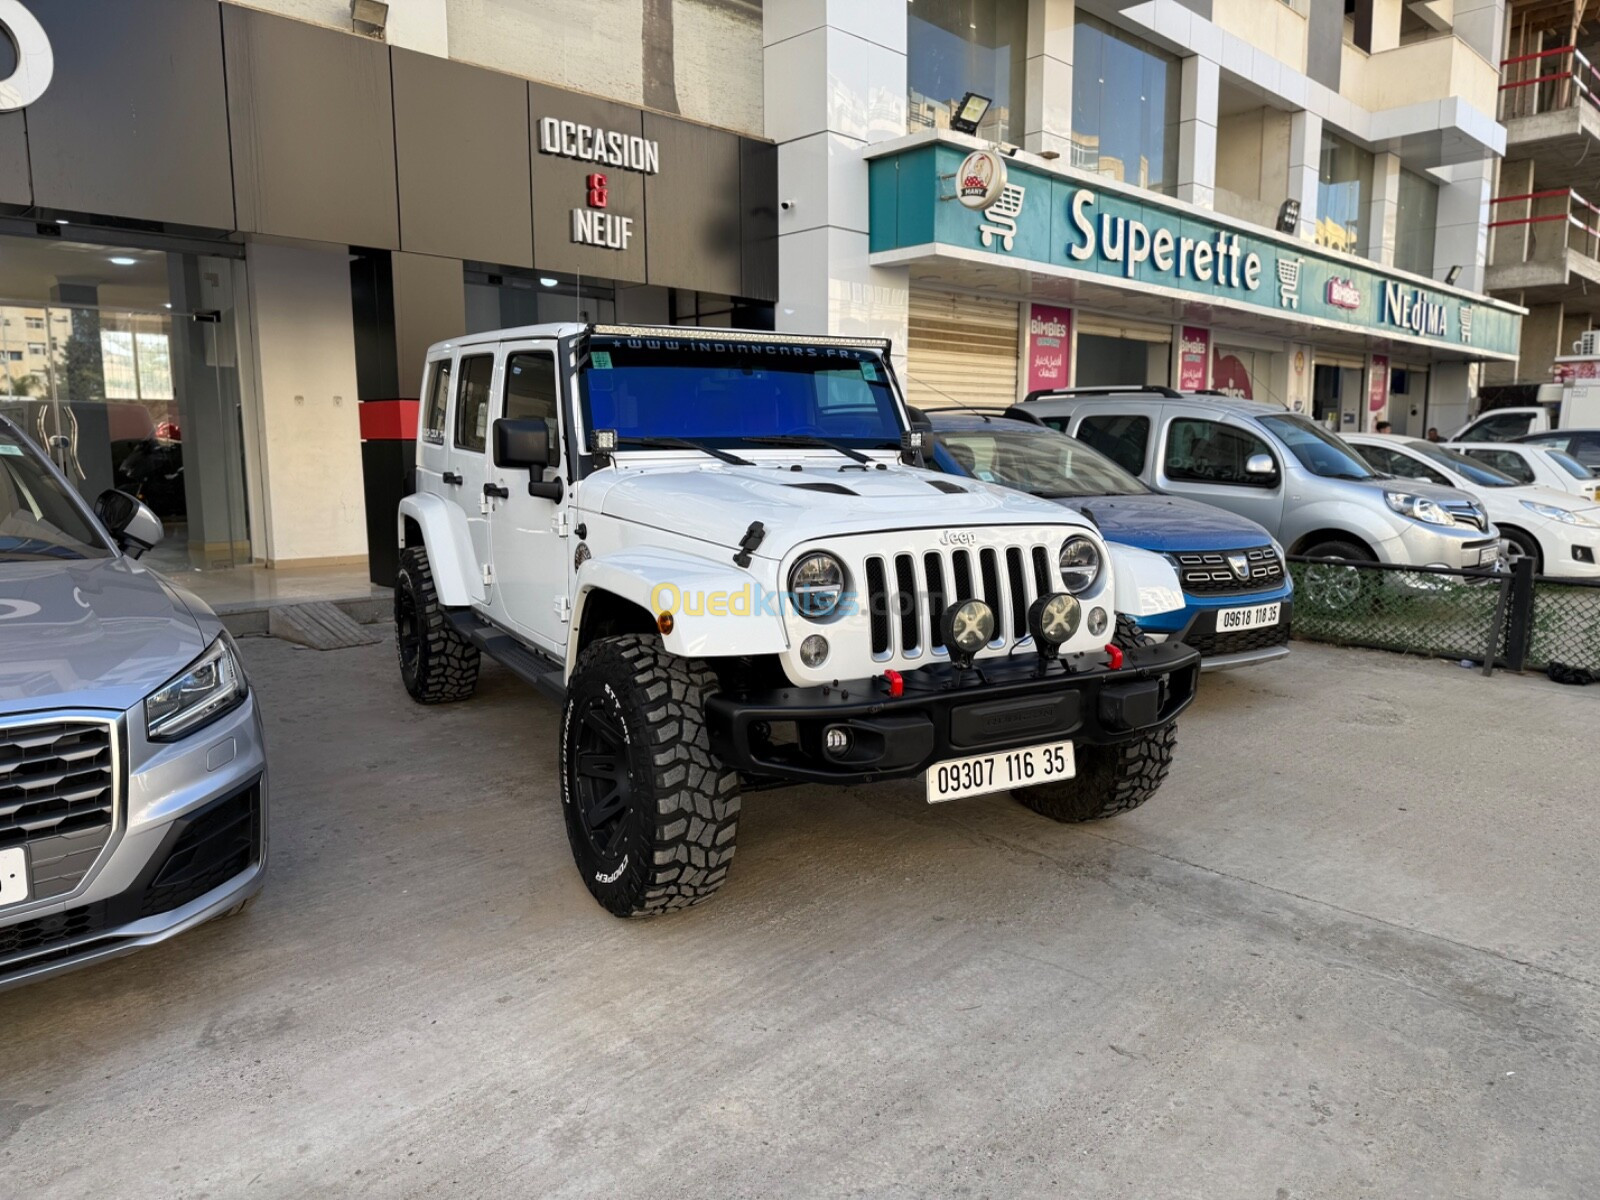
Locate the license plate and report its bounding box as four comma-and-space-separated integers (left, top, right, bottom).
1215, 602, 1281, 631
0, 846, 29, 909
1479, 544, 1501, 565
926, 740, 1075, 803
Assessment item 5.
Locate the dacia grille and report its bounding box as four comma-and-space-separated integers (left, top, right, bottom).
0, 718, 117, 900
863, 542, 1057, 660
1174, 546, 1285, 597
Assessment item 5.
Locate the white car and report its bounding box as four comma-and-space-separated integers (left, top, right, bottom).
1447, 440, 1600, 503
1349, 433, 1600, 576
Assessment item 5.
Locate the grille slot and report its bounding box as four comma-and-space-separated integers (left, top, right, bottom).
979, 549, 1003, 634
1031, 545, 1052, 595
894, 553, 920, 654
865, 558, 891, 657
0, 719, 116, 899
1005, 548, 1028, 639
924, 553, 948, 649
952, 550, 974, 600
1175, 546, 1285, 597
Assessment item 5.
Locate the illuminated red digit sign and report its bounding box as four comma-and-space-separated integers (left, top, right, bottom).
586, 174, 608, 209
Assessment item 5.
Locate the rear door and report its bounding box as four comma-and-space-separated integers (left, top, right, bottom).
485, 340, 569, 654
416, 353, 456, 493
1072, 409, 1158, 480
449, 350, 499, 597
1155, 409, 1286, 533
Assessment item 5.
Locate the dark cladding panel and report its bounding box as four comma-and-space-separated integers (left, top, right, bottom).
739, 138, 779, 302
24, 0, 232, 227
393, 49, 533, 267
644, 115, 744, 296
0, 113, 27, 207
224, 4, 399, 247
530, 84, 648, 284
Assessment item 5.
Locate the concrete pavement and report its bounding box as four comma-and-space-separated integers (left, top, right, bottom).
3, 636, 1597, 1198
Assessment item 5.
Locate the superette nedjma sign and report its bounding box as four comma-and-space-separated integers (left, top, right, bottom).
867, 142, 1522, 359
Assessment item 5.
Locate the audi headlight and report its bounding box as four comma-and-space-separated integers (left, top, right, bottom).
1058, 536, 1103, 594
1385, 491, 1452, 526
788, 552, 847, 620
1521, 499, 1597, 527
146, 636, 248, 742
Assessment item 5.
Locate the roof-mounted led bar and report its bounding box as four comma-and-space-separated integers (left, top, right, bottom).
590, 323, 892, 351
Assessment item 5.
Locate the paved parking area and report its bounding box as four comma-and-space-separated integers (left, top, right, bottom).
4, 636, 1599, 1199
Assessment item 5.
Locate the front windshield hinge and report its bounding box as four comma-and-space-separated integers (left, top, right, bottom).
733, 521, 766, 568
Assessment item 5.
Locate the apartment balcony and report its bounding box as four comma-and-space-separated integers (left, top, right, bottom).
1485, 187, 1600, 316
1498, 46, 1600, 185
1341, 35, 1503, 165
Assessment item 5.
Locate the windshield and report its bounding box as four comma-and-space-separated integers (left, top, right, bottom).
932, 426, 1149, 496
578, 337, 903, 449
0, 427, 111, 560
1549, 450, 1594, 479
1257, 413, 1377, 480
1401, 439, 1518, 487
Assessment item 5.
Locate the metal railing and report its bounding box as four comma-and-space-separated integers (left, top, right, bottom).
1287, 557, 1600, 678
1488, 188, 1600, 265
1499, 44, 1600, 120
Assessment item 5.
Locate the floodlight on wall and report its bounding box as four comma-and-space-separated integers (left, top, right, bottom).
351, 0, 388, 37
1444, 265, 1463, 286
948, 92, 992, 135
1275, 199, 1301, 235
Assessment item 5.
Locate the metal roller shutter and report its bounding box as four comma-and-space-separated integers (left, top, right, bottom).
906, 289, 1020, 410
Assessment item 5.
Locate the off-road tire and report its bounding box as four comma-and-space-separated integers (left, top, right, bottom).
560, 635, 741, 917
394, 546, 480, 704
1011, 615, 1177, 823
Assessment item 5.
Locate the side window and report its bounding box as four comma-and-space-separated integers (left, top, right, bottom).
1368, 446, 1447, 485
1466, 448, 1534, 484
502, 350, 560, 453
1570, 433, 1600, 467
1077, 413, 1151, 475
453, 354, 495, 452
421, 358, 452, 443
1473, 412, 1534, 440
1164, 418, 1278, 487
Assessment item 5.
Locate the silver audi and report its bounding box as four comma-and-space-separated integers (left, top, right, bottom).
0, 415, 266, 991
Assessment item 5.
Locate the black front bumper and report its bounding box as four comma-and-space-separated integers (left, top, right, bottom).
706, 641, 1201, 786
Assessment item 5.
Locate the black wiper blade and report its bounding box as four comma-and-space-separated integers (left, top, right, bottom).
741, 434, 874, 465
614, 436, 752, 466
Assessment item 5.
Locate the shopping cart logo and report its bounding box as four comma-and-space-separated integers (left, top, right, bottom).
979, 184, 1027, 253
1277, 257, 1303, 310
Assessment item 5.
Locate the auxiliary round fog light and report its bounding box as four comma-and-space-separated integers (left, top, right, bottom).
1028, 592, 1082, 651
941, 599, 996, 665
1087, 606, 1109, 636
824, 725, 852, 756
800, 634, 830, 667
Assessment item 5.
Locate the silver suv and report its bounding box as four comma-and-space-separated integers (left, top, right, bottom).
0, 417, 266, 991
1010, 389, 1500, 570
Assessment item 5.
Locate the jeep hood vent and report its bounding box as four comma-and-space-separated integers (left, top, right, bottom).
927, 479, 968, 494
785, 482, 859, 496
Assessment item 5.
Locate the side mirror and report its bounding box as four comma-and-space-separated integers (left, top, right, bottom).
494, 418, 552, 469
94, 489, 164, 557
1244, 453, 1276, 477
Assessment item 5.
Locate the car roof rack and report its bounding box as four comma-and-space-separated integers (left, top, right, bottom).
1022, 385, 1185, 403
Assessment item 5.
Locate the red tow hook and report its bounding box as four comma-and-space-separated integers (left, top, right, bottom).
1104, 643, 1124, 670
883, 669, 905, 697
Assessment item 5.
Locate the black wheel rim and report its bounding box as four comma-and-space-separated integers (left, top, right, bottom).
395, 579, 420, 675
572, 696, 632, 865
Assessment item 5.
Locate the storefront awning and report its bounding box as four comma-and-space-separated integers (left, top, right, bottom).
866, 133, 1524, 365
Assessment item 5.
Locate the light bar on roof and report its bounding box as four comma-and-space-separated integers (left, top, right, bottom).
590, 324, 892, 350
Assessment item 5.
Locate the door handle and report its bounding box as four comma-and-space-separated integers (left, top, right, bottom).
483, 482, 510, 500
441, 471, 463, 486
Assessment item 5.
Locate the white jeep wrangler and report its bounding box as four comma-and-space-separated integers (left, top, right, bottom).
396, 324, 1200, 917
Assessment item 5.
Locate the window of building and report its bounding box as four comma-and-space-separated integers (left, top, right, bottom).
1395, 169, 1439, 278
1164, 418, 1279, 487
906, 0, 1028, 144
1071, 14, 1181, 194
422, 358, 453, 440
453, 354, 495, 452
1317, 131, 1374, 257
1076, 413, 1152, 475
24, 316, 43, 329
26, 343, 45, 356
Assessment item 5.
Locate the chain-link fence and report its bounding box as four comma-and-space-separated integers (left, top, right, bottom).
1287, 557, 1600, 677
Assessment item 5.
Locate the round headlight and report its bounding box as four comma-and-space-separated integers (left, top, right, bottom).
941, 598, 996, 657
789, 552, 847, 619
799, 634, 830, 667
1059, 536, 1103, 594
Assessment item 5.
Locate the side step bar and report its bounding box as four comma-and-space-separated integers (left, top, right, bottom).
447, 612, 567, 703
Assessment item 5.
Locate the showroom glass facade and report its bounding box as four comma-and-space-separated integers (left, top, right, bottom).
906, 0, 1029, 144
1317, 131, 1375, 257
1070, 14, 1181, 194
1395, 169, 1441, 279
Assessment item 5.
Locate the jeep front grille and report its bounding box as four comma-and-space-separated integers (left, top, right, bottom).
1175, 546, 1285, 596
0, 718, 118, 901
864, 543, 1057, 659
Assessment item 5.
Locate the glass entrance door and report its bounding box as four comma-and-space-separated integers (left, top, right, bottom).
0, 291, 250, 570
